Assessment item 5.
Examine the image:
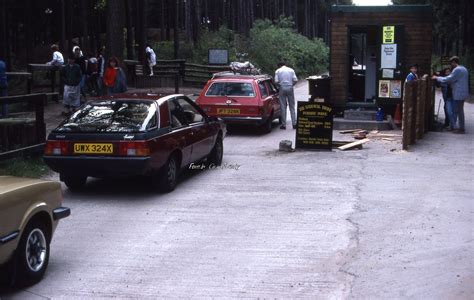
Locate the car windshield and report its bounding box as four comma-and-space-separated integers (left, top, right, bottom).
205, 82, 255, 97
54, 100, 157, 133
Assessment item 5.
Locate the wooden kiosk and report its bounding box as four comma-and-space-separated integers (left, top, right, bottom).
329, 5, 433, 115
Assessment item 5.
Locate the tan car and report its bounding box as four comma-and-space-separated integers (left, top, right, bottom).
0, 176, 70, 286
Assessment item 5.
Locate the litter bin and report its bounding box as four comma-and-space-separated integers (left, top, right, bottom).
307, 75, 331, 102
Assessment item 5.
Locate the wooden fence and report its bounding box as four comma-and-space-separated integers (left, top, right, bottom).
0, 94, 47, 160
402, 75, 434, 150
124, 59, 230, 91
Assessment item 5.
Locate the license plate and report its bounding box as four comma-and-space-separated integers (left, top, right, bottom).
217, 108, 240, 115
74, 143, 113, 154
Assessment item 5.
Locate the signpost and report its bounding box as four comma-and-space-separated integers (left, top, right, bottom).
295, 102, 333, 150
208, 49, 229, 65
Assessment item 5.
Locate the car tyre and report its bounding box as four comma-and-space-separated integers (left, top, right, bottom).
63, 175, 87, 191
261, 112, 274, 134
157, 155, 179, 193
14, 220, 50, 287
207, 135, 223, 166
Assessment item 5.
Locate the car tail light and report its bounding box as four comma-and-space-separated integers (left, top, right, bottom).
119, 141, 150, 157
45, 141, 69, 156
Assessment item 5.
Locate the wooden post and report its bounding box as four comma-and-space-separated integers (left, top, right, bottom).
409, 81, 417, 145
425, 78, 434, 133
402, 81, 414, 150
34, 94, 46, 143
416, 78, 426, 140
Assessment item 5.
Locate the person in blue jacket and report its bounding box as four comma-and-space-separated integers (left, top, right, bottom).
0, 59, 8, 118
405, 64, 419, 82
433, 56, 470, 134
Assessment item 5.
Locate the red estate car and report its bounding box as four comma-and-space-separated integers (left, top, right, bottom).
196, 73, 281, 133
44, 94, 226, 192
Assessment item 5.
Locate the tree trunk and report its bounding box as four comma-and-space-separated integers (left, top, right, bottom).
135, 0, 147, 64
80, 0, 89, 50
174, 0, 179, 59
0, 0, 7, 61
160, 0, 166, 41
106, 0, 125, 62
125, 0, 134, 60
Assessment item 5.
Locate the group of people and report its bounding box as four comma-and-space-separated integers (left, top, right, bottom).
47, 44, 127, 116
432, 56, 469, 134
405, 57, 469, 134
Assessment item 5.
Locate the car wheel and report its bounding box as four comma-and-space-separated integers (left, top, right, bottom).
207, 135, 223, 166
158, 155, 179, 192
63, 175, 87, 191
15, 220, 50, 286
261, 112, 274, 134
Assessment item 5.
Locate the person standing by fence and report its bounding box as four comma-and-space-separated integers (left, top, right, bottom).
405, 64, 419, 82
439, 68, 455, 130
46, 44, 64, 66
146, 44, 157, 76
0, 59, 8, 118
60, 55, 82, 116
103, 57, 127, 96
433, 56, 469, 134
275, 62, 298, 130
74, 47, 87, 99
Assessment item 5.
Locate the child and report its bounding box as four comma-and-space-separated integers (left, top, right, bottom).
103, 57, 127, 95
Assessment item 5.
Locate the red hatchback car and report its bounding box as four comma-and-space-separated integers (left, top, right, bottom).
44, 94, 226, 192
196, 73, 281, 133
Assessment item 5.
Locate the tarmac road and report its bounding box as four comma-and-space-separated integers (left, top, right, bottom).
1, 82, 473, 299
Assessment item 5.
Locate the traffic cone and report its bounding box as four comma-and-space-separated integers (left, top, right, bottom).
394, 104, 402, 127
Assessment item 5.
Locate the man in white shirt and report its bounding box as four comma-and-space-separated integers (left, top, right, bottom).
47, 44, 64, 66
275, 62, 298, 129
146, 44, 157, 76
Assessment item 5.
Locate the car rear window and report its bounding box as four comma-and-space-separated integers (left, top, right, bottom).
205, 82, 255, 97
55, 100, 157, 133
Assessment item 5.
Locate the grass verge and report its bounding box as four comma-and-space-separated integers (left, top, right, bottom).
0, 157, 50, 178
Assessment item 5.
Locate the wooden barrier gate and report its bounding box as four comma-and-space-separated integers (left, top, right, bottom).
0, 94, 48, 160
402, 75, 434, 150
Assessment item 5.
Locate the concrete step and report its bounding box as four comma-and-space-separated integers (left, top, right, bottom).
333, 118, 391, 131
344, 109, 377, 121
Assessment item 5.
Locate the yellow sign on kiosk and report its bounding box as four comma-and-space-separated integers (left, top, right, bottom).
383, 26, 395, 43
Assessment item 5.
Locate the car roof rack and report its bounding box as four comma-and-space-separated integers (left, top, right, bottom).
212, 71, 272, 80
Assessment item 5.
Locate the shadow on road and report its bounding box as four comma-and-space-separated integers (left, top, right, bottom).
62, 168, 208, 200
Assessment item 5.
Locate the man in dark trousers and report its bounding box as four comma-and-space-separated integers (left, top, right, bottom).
61, 56, 82, 116
433, 56, 469, 134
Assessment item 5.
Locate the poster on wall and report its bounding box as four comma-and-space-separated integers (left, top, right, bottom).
390, 80, 402, 98
379, 80, 390, 98
382, 69, 394, 78
381, 44, 397, 68
383, 26, 395, 44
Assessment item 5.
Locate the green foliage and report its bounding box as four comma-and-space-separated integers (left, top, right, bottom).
193, 26, 238, 64
248, 17, 328, 76
151, 17, 328, 76
0, 158, 50, 178
152, 41, 194, 60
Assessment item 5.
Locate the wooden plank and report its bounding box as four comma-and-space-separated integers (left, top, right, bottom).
338, 138, 370, 151
339, 129, 363, 134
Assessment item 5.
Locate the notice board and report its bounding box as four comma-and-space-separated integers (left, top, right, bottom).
295, 102, 333, 150
208, 49, 229, 65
